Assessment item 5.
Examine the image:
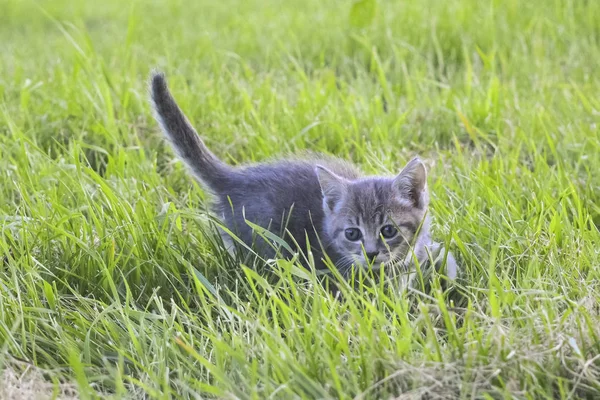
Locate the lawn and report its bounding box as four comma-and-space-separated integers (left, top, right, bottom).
1, 0, 600, 398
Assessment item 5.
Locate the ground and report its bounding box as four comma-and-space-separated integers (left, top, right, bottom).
1, 0, 600, 398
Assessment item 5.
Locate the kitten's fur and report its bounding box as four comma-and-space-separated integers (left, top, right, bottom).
150, 72, 457, 285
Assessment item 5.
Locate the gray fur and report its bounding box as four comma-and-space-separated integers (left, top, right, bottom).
150, 72, 458, 285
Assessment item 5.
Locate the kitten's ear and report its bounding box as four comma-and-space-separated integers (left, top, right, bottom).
315, 166, 347, 211
392, 157, 428, 208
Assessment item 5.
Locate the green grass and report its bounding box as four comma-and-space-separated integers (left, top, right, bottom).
1, 0, 600, 398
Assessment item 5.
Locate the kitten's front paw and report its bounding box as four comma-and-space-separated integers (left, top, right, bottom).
439, 250, 458, 280
427, 242, 459, 280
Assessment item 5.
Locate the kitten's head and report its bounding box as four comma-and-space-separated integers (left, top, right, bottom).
316, 157, 430, 271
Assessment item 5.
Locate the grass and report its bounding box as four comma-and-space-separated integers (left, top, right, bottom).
1, 0, 600, 398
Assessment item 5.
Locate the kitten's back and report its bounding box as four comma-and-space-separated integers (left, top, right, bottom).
213, 158, 357, 264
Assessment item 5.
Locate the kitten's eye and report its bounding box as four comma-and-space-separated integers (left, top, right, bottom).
344, 228, 362, 241
380, 225, 398, 239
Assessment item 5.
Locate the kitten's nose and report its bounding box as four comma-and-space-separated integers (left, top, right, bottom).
366, 251, 379, 262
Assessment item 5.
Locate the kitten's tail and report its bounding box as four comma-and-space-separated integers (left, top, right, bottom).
150, 72, 233, 192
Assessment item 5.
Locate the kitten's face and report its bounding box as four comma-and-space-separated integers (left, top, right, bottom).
317, 158, 429, 271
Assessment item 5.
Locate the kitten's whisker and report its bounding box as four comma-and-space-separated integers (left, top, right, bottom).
336, 255, 359, 279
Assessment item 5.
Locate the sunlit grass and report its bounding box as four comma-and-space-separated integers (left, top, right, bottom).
1, 0, 600, 398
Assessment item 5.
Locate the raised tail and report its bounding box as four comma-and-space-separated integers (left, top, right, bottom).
150, 72, 233, 192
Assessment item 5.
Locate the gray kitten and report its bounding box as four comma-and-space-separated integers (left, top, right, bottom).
150, 72, 457, 287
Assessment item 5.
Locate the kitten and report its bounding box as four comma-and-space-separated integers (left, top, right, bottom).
149, 72, 458, 287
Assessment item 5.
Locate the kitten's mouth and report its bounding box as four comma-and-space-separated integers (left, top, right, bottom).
358, 256, 406, 272
359, 257, 393, 271
368, 262, 385, 271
